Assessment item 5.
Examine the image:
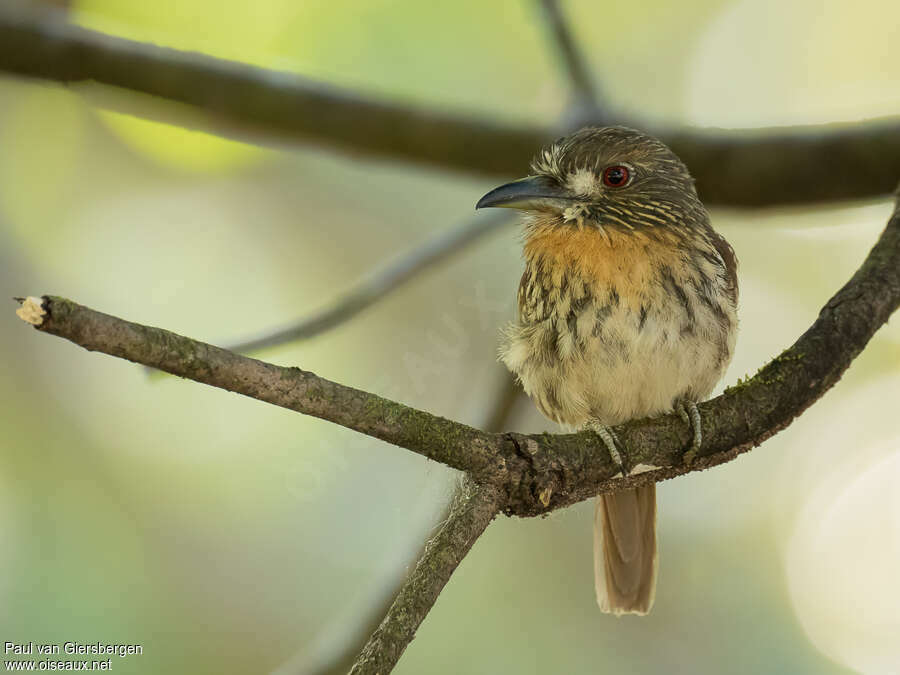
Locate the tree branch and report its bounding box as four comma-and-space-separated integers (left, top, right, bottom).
17, 293, 514, 479
348, 478, 502, 675
535, 0, 603, 113
226, 0, 587, 361
2, 9, 899, 207
272, 366, 521, 675
334, 370, 520, 675
224, 212, 508, 354
15, 188, 900, 515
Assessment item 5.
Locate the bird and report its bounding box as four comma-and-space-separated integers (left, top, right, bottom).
476, 126, 738, 615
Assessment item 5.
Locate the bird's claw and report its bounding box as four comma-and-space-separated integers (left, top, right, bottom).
677, 400, 702, 466
587, 420, 627, 476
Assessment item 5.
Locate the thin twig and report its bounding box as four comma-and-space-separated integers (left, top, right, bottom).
16, 190, 900, 514
536, 0, 603, 112
348, 478, 503, 675
482, 370, 523, 434
225, 212, 508, 354
234, 0, 598, 360
2, 9, 900, 206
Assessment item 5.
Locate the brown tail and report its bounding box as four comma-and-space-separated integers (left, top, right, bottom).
593, 485, 657, 615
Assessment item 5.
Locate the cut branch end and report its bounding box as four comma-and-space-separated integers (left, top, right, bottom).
15, 296, 47, 326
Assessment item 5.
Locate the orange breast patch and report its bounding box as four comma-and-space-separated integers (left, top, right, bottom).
523, 218, 682, 310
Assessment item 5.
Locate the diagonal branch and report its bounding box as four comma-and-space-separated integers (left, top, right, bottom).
16, 293, 512, 479
224, 212, 508, 354
15, 189, 900, 516
536, 0, 603, 111
336, 374, 517, 675
226, 1, 596, 360
348, 478, 502, 675
2, 9, 900, 207
227, 2, 596, 360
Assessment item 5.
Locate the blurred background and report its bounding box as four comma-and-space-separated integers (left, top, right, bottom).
2, 0, 899, 673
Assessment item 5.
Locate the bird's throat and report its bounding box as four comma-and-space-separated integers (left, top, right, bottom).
522, 215, 683, 307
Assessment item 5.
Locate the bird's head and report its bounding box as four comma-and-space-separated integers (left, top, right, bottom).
476, 126, 705, 232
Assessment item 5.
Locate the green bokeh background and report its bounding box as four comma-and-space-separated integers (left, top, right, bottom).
2, 1, 899, 673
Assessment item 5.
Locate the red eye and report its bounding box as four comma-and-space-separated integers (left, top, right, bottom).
602, 165, 630, 188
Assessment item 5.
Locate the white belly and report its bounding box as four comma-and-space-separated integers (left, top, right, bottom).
501, 295, 736, 428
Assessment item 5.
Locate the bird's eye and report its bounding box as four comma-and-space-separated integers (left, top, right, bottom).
602, 165, 630, 188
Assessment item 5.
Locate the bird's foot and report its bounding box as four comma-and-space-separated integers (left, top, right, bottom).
587, 420, 627, 476
676, 400, 703, 466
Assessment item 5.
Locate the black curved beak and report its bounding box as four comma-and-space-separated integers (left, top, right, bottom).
476, 176, 573, 211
